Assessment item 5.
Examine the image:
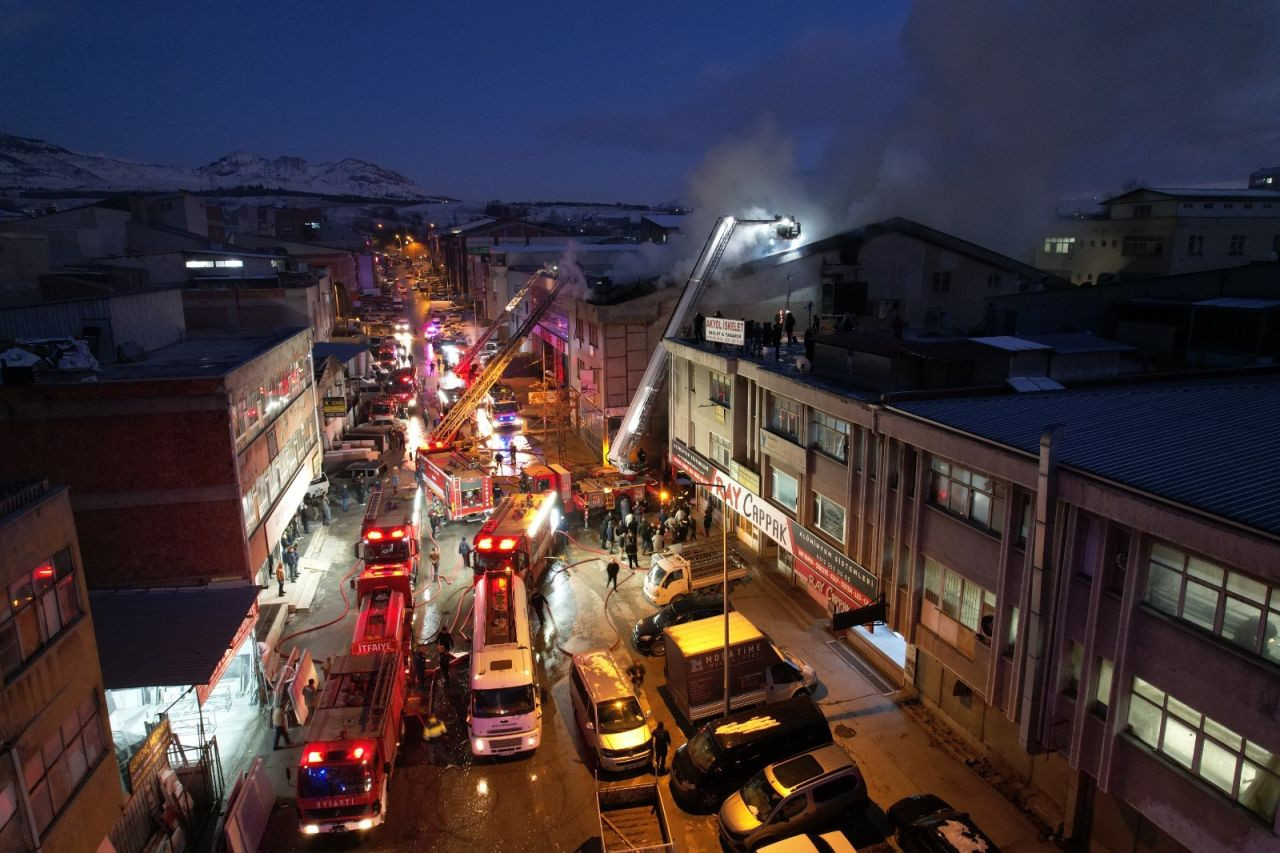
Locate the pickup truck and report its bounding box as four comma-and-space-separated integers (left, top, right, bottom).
643, 540, 746, 606
664, 612, 817, 724
596, 782, 673, 853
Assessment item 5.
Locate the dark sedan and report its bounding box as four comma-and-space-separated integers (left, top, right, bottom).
631, 595, 728, 656
887, 794, 1000, 853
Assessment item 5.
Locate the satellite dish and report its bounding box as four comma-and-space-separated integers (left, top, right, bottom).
794, 356, 812, 373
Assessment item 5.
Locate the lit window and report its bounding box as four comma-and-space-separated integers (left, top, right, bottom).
923, 557, 990, 634
1143, 542, 1280, 664
709, 371, 731, 407
1126, 677, 1280, 823
809, 411, 850, 463
184, 259, 214, 268
709, 432, 731, 468
1062, 640, 1084, 695
767, 394, 802, 442
1043, 237, 1076, 254
770, 468, 798, 513
1094, 658, 1114, 710
0, 550, 80, 678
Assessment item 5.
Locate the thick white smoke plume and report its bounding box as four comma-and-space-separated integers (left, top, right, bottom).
675, 0, 1280, 266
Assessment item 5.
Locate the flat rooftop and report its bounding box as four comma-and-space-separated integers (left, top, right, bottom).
66, 328, 307, 382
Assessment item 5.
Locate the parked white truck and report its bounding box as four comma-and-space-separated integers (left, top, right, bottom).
643, 540, 746, 606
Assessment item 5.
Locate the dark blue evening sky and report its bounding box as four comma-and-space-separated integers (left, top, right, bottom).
2, 0, 1277, 221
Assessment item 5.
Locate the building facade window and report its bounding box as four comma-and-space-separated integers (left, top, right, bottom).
1121, 236, 1164, 257
929, 458, 1007, 535
923, 557, 990, 633
22, 691, 108, 835
930, 272, 951, 293
1127, 677, 1280, 823
766, 394, 802, 443
813, 493, 845, 543
1062, 640, 1084, 695
1186, 234, 1204, 256
1044, 237, 1076, 254
1, 549, 81, 680
809, 410, 850, 462
1144, 542, 1280, 665
771, 468, 798, 513
1094, 657, 1114, 711
709, 371, 731, 407
709, 432, 731, 468
1228, 234, 1246, 256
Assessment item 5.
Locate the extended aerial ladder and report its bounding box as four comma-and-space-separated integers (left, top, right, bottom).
454, 274, 539, 379
427, 274, 570, 449
607, 215, 800, 471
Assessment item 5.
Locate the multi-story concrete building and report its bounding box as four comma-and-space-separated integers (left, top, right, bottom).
0, 327, 321, 589
716, 217, 1063, 335
0, 480, 121, 852
1034, 183, 1280, 285
665, 332, 1280, 853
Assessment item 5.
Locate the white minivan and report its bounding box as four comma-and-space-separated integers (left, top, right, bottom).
569, 651, 652, 772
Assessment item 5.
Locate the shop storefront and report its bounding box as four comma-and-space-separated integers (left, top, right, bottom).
91, 587, 263, 787
670, 439, 905, 670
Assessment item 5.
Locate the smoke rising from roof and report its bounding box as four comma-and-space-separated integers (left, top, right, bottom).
674, 1, 1280, 263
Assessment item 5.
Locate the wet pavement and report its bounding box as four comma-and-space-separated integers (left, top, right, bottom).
247, 271, 1055, 852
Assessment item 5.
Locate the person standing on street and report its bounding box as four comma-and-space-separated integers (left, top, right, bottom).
284, 545, 300, 582
302, 678, 318, 716
459, 538, 472, 569
624, 533, 639, 571
339, 483, 350, 512
272, 704, 292, 749
785, 309, 797, 344
390, 469, 400, 491
428, 543, 441, 580
437, 629, 454, 685
275, 562, 286, 597
605, 557, 621, 591
530, 590, 548, 625
703, 504, 714, 537
652, 722, 671, 774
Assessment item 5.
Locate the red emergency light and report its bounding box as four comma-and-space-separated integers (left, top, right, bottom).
351, 746, 365, 759
33, 564, 54, 579
389, 528, 405, 539
366, 530, 384, 540
305, 750, 324, 764
399, 376, 411, 384
498, 538, 517, 551
476, 536, 494, 550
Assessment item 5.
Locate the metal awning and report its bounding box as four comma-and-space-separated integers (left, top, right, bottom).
91, 585, 259, 695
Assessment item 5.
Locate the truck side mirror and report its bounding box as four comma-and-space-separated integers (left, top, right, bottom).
353, 542, 363, 559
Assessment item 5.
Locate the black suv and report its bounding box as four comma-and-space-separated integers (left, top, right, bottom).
887, 794, 1000, 853
631, 595, 727, 656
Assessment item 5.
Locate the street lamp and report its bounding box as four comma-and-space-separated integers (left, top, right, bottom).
667, 477, 733, 718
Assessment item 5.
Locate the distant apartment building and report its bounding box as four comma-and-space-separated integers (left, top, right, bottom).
0, 326, 321, 589
1035, 182, 1280, 285
715, 217, 1064, 335
1, 480, 120, 852
664, 330, 1280, 853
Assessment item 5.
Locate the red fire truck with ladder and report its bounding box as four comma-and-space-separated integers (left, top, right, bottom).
296, 652, 407, 835
425, 272, 569, 451
415, 448, 494, 521
472, 490, 561, 583
355, 483, 420, 605
452, 275, 537, 380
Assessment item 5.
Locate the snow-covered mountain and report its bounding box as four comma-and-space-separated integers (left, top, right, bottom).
0, 134, 435, 200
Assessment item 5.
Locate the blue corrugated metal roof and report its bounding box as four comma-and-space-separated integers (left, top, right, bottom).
892, 376, 1280, 536
313, 341, 368, 364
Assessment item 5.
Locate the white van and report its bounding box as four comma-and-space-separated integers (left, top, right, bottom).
569, 651, 652, 772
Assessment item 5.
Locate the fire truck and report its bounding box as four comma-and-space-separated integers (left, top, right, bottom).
297, 652, 406, 835
469, 569, 540, 757
355, 483, 420, 607
472, 491, 561, 583
571, 467, 656, 519
415, 448, 493, 521
350, 587, 409, 655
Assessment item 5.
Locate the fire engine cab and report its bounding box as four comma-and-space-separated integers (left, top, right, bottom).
355, 484, 421, 594
415, 447, 493, 521
297, 652, 406, 835
472, 491, 561, 583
